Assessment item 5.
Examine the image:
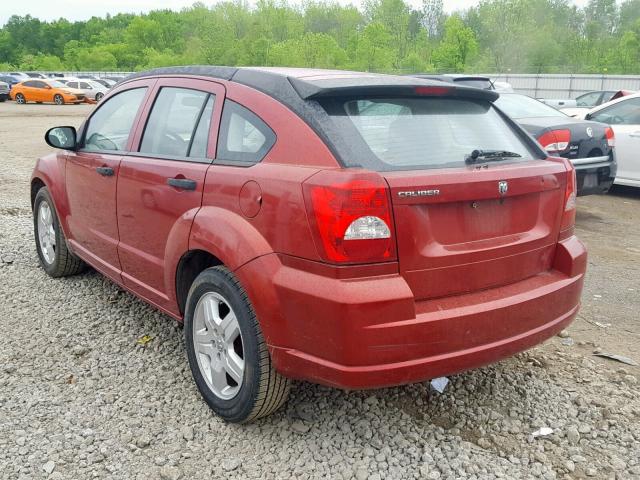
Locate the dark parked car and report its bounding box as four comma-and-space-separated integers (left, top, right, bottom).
33, 67, 585, 423
26, 72, 47, 79
495, 93, 616, 195
0, 81, 9, 102
0, 75, 19, 90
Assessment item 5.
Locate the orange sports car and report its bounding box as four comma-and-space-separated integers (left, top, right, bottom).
10, 79, 86, 105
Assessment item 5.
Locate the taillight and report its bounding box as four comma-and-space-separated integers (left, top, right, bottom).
538, 129, 571, 154
548, 157, 577, 238
605, 127, 615, 148
303, 170, 396, 264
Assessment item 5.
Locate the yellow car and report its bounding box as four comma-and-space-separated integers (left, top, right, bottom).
10, 79, 86, 105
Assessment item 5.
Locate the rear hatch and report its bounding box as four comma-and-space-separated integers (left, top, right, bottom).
384, 161, 565, 300
313, 87, 568, 301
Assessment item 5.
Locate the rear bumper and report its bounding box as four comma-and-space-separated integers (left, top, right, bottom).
571, 154, 616, 196
237, 236, 587, 390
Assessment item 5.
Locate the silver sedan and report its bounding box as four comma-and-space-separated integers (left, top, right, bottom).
62, 79, 109, 102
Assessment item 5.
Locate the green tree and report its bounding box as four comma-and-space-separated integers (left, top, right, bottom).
432, 15, 477, 72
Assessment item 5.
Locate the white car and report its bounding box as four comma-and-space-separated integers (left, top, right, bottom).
581, 93, 640, 188
58, 78, 108, 102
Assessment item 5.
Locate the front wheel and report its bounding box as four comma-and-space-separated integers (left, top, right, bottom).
15, 93, 26, 104
184, 266, 290, 423
33, 187, 86, 277
95, 92, 104, 102
53, 94, 64, 105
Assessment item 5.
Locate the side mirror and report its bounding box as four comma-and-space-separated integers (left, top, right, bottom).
45, 85, 52, 89
584, 113, 592, 121
45, 126, 77, 150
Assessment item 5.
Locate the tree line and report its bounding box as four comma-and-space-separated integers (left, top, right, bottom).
1, 0, 640, 74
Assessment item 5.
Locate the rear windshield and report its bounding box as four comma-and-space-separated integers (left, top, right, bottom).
495, 94, 568, 119
321, 97, 536, 171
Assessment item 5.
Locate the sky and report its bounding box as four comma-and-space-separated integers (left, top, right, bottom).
0, 0, 593, 26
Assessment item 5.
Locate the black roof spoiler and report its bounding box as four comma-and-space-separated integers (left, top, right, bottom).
289, 75, 499, 102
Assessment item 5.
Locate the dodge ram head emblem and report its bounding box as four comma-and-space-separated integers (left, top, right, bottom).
498, 181, 508, 196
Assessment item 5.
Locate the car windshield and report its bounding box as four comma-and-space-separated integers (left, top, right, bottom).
321, 96, 536, 171
495, 94, 568, 119
47, 80, 67, 88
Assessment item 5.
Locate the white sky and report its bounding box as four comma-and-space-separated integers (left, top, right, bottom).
0, 0, 593, 27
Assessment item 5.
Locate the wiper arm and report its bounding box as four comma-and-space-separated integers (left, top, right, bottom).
465, 149, 522, 164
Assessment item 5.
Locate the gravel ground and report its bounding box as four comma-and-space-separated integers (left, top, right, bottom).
1, 103, 639, 480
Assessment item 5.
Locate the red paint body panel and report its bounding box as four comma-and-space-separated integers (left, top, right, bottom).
31, 70, 588, 391
116, 157, 208, 313
240, 237, 585, 389
65, 151, 123, 279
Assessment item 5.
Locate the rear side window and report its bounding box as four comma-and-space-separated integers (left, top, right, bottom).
67, 82, 78, 88
217, 100, 275, 164
322, 97, 535, 171
23, 80, 36, 88
83, 88, 147, 152
140, 87, 213, 158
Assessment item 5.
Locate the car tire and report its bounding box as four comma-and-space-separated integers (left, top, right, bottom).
95, 92, 103, 102
33, 187, 86, 277
53, 94, 64, 105
15, 93, 26, 104
184, 266, 290, 423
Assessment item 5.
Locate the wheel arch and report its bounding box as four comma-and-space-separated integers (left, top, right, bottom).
174, 249, 224, 316
175, 206, 274, 317
30, 156, 72, 241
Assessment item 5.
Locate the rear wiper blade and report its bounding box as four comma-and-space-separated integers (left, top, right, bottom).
465, 149, 522, 164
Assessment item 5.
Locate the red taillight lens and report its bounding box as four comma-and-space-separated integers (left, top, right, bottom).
303, 170, 396, 264
547, 157, 576, 237
605, 127, 615, 148
538, 129, 571, 154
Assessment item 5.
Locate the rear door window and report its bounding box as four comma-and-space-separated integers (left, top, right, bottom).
217, 100, 276, 164
139, 87, 213, 158
321, 97, 535, 171
83, 88, 147, 152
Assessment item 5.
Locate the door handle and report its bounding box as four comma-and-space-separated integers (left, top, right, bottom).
167, 178, 197, 191
96, 166, 114, 176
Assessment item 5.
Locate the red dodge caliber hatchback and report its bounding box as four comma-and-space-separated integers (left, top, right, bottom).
32, 67, 587, 422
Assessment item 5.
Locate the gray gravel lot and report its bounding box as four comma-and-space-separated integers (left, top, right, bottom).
1, 103, 639, 480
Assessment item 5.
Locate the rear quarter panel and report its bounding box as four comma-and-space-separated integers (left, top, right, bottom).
191, 80, 341, 269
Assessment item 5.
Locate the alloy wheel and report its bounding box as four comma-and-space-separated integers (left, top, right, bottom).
192, 292, 245, 400
37, 201, 56, 264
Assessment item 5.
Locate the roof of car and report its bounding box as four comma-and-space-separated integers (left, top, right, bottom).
122, 66, 499, 102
